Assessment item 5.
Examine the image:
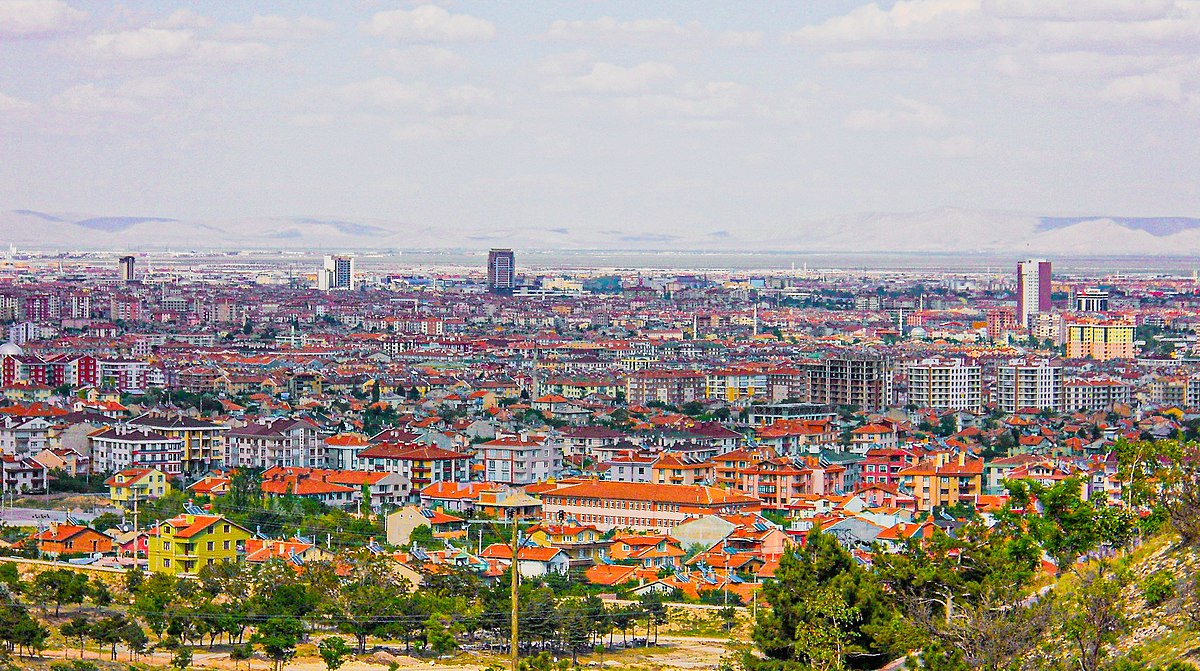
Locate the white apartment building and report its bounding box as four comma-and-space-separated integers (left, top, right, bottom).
89, 425, 184, 475
996, 360, 1063, 413
226, 417, 323, 469
904, 358, 982, 411
480, 434, 562, 486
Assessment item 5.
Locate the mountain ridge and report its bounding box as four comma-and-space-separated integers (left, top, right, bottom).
4, 208, 1198, 255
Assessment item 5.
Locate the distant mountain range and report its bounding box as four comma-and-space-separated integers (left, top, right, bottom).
4, 208, 1200, 255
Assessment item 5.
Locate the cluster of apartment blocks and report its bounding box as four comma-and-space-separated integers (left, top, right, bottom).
627, 355, 891, 409
626, 354, 1146, 415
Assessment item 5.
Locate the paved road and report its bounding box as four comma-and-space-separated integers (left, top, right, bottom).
0, 506, 120, 526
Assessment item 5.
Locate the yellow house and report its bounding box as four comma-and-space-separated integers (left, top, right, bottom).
526, 522, 610, 566
148, 513, 252, 576
104, 467, 172, 507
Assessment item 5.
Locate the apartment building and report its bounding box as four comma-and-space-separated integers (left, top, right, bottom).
896, 452, 984, 511
1063, 378, 1133, 412
995, 360, 1063, 413
903, 357, 982, 411
705, 369, 768, 402
801, 355, 890, 412
480, 434, 562, 485
625, 370, 705, 406
147, 513, 252, 576
226, 417, 323, 469
128, 414, 227, 476
89, 425, 184, 476
356, 443, 472, 493
1065, 319, 1135, 361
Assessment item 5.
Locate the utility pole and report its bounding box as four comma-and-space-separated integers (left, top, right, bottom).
510, 511, 520, 671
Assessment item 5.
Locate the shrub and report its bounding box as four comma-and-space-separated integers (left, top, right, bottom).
1141, 570, 1176, 607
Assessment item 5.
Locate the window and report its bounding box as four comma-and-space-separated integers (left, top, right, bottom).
223, 524, 230, 533
164, 541, 171, 550
163, 558, 171, 567
207, 541, 214, 551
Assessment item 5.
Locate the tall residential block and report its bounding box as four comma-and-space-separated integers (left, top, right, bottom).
1016, 259, 1051, 327
996, 359, 1062, 413
904, 357, 982, 411
487, 248, 515, 292
318, 255, 355, 291
118, 256, 136, 282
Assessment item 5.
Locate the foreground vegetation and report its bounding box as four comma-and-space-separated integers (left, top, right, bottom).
734, 438, 1200, 671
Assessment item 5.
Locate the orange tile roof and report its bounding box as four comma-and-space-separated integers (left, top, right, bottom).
541, 480, 759, 507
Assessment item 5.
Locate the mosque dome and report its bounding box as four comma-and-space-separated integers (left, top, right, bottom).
0, 342, 23, 356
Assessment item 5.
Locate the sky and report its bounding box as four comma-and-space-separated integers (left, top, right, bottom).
1, 0, 1199, 237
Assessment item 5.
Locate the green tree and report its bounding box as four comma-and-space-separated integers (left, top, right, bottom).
752, 529, 899, 670
562, 609, 591, 666
1004, 476, 1134, 571
424, 615, 457, 657
121, 621, 149, 662
33, 569, 89, 616
252, 616, 305, 671
0, 562, 19, 591
172, 646, 193, 671
60, 617, 90, 659
316, 551, 408, 653
638, 591, 667, 645
1059, 561, 1130, 671
229, 643, 254, 671
88, 615, 130, 662
318, 636, 352, 671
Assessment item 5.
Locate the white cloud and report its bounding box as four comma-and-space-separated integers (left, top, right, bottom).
547, 16, 702, 41
787, 0, 992, 47
219, 15, 334, 41
389, 115, 511, 142
843, 97, 949, 130
335, 77, 495, 114
374, 46, 467, 74
1101, 73, 1185, 104
0, 0, 85, 37
820, 50, 929, 69
546, 16, 761, 48
1012, 51, 1174, 78
915, 133, 982, 157
86, 28, 273, 63
981, 0, 1173, 21
617, 80, 743, 118
51, 83, 139, 113
1035, 16, 1200, 49
0, 91, 34, 111
365, 6, 495, 43
154, 9, 211, 30
548, 61, 677, 94
717, 31, 764, 48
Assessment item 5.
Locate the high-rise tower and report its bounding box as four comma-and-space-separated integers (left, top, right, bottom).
118, 256, 136, 283
487, 248, 515, 293
318, 255, 355, 291
1016, 259, 1051, 327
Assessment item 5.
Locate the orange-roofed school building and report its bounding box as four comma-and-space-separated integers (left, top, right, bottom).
539, 480, 760, 533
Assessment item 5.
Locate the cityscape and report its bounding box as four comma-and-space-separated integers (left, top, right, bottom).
3, 2, 1200, 671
